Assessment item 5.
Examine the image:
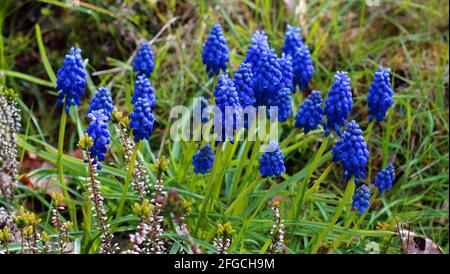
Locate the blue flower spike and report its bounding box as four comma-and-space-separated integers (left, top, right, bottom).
132, 74, 156, 109
202, 24, 230, 78
244, 31, 270, 69
292, 45, 314, 92
352, 184, 371, 214
278, 54, 294, 92
56, 47, 87, 113
295, 90, 323, 134
233, 62, 255, 108
213, 74, 242, 142
282, 25, 303, 57
265, 87, 292, 122
374, 163, 396, 193
133, 41, 155, 77
129, 97, 155, 142
368, 66, 394, 122
85, 110, 110, 170
192, 144, 215, 174
332, 120, 369, 185
253, 48, 283, 106
259, 141, 286, 178
87, 87, 114, 119
324, 71, 353, 136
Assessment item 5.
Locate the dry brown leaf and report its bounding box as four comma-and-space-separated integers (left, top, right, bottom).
397, 223, 443, 254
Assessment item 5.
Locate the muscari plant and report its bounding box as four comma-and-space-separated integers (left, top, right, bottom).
0, 21, 398, 254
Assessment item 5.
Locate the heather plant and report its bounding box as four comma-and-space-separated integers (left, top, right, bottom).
0, 1, 447, 256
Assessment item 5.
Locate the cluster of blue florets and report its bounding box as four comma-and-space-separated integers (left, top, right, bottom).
291, 45, 314, 91
233, 62, 255, 108
282, 25, 303, 56
368, 66, 394, 122
129, 97, 155, 142
324, 71, 353, 136
259, 141, 286, 178
244, 31, 270, 68
374, 163, 396, 193
202, 24, 230, 78
213, 74, 242, 142
85, 110, 110, 170
192, 144, 215, 174
56, 47, 87, 113
132, 75, 156, 109
133, 41, 155, 77
87, 87, 114, 119
332, 120, 369, 185
352, 184, 371, 214
295, 90, 323, 134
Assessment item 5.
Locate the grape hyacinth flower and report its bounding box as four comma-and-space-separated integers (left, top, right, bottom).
368, 66, 394, 122
292, 45, 314, 92
278, 54, 294, 92
259, 141, 286, 178
266, 87, 292, 122
282, 25, 303, 57
132, 75, 156, 109
133, 41, 155, 77
253, 48, 282, 106
213, 74, 242, 142
130, 97, 155, 142
56, 47, 87, 113
332, 120, 369, 185
192, 144, 215, 174
85, 110, 110, 170
295, 90, 323, 134
233, 62, 255, 108
87, 87, 114, 119
324, 71, 353, 136
202, 24, 230, 78
374, 163, 396, 193
352, 184, 371, 214
244, 31, 270, 69
194, 96, 211, 124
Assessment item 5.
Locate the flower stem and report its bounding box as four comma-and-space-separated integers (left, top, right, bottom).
57, 108, 77, 230
194, 143, 222, 237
